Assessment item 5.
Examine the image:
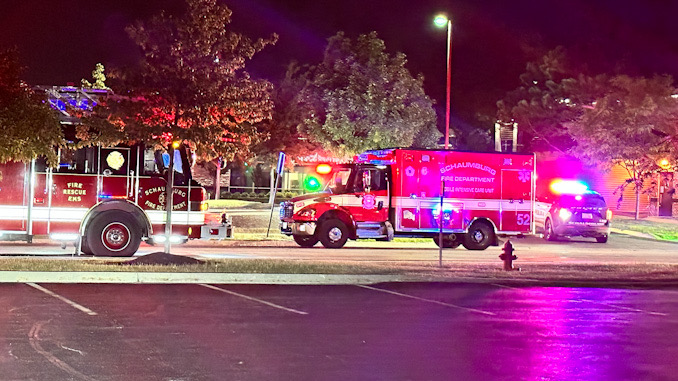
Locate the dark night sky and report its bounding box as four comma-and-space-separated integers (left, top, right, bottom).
3, 0, 678, 128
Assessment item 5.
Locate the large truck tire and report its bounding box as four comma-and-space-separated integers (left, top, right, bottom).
86, 211, 141, 257
318, 219, 349, 248
462, 221, 494, 250
293, 235, 319, 248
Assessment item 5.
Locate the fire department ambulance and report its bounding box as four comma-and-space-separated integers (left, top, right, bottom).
280, 148, 535, 250
0, 144, 210, 256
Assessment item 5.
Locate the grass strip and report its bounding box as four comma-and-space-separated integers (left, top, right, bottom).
3, 258, 678, 285
613, 217, 678, 241
0, 257, 398, 274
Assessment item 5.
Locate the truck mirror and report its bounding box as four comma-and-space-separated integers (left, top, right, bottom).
362, 170, 371, 193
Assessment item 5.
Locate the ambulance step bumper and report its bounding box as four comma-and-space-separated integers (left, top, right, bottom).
355, 222, 393, 240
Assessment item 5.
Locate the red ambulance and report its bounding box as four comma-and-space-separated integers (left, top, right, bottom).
280, 148, 535, 250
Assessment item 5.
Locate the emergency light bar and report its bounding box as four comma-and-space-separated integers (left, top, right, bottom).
550, 179, 588, 195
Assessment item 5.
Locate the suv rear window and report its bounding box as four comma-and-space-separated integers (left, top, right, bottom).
559, 194, 607, 208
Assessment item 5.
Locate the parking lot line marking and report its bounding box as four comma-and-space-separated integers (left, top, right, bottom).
199, 284, 309, 315
26, 283, 97, 316
491, 284, 668, 317
357, 285, 496, 316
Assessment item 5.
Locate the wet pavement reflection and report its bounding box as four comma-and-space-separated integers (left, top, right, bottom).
469, 286, 678, 380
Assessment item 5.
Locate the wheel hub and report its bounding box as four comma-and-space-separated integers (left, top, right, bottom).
101, 222, 130, 251
107, 229, 124, 244
328, 227, 343, 242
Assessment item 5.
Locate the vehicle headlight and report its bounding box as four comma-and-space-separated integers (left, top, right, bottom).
606, 209, 613, 220
558, 208, 572, 221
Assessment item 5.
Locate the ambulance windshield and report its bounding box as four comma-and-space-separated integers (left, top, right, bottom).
327, 168, 352, 194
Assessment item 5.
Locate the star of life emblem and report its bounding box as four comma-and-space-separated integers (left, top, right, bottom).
518, 171, 531, 183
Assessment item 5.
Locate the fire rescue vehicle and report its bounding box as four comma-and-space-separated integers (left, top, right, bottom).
0, 86, 223, 256
0, 144, 213, 256
280, 148, 535, 250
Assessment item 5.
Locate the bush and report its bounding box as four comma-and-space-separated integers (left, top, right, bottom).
217, 190, 305, 202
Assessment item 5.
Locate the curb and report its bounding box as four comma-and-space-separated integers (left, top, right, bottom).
4, 271, 678, 289
0, 271, 408, 285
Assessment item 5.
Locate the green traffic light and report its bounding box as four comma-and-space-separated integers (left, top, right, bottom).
303, 176, 322, 192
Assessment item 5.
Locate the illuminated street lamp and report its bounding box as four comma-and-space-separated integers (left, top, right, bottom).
434, 13, 452, 149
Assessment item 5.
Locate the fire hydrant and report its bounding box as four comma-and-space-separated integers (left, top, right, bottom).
499, 240, 518, 271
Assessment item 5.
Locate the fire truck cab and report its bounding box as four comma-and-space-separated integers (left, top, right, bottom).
0, 144, 212, 256
280, 148, 535, 250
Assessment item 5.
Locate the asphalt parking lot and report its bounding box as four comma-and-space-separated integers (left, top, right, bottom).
5, 281, 678, 380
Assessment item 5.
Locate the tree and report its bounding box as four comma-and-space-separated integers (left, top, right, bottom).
570, 75, 678, 219
496, 47, 584, 153
81, 63, 110, 90
81, 0, 277, 250
84, 0, 277, 162
83, 0, 277, 206
498, 47, 678, 219
297, 32, 440, 157
0, 48, 62, 169
252, 62, 323, 165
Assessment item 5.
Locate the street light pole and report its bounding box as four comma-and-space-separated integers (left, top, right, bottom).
434, 14, 452, 149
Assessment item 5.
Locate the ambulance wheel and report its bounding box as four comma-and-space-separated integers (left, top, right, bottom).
87, 212, 141, 257
544, 219, 558, 241
462, 221, 494, 251
596, 234, 608, 243
318, 219, 349, 249
432, 236, 461, 249
293, 235, 319, 248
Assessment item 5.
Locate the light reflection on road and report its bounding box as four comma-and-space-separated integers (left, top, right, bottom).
476, 286, 678, 380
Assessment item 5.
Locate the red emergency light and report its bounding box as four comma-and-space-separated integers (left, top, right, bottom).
315, 163, 332, 175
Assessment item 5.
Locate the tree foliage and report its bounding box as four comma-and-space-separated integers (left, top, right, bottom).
81, 63, 109, 90
297, 32, 440, 157
499, 47, 678, 159
570, 75, 677, 166
498, 47, 678, 218
571, 74, 678, 217
0, 48, 62, 166
497, 47, 580, 153
84, 0, 277, 162
252, 62, 323, 165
